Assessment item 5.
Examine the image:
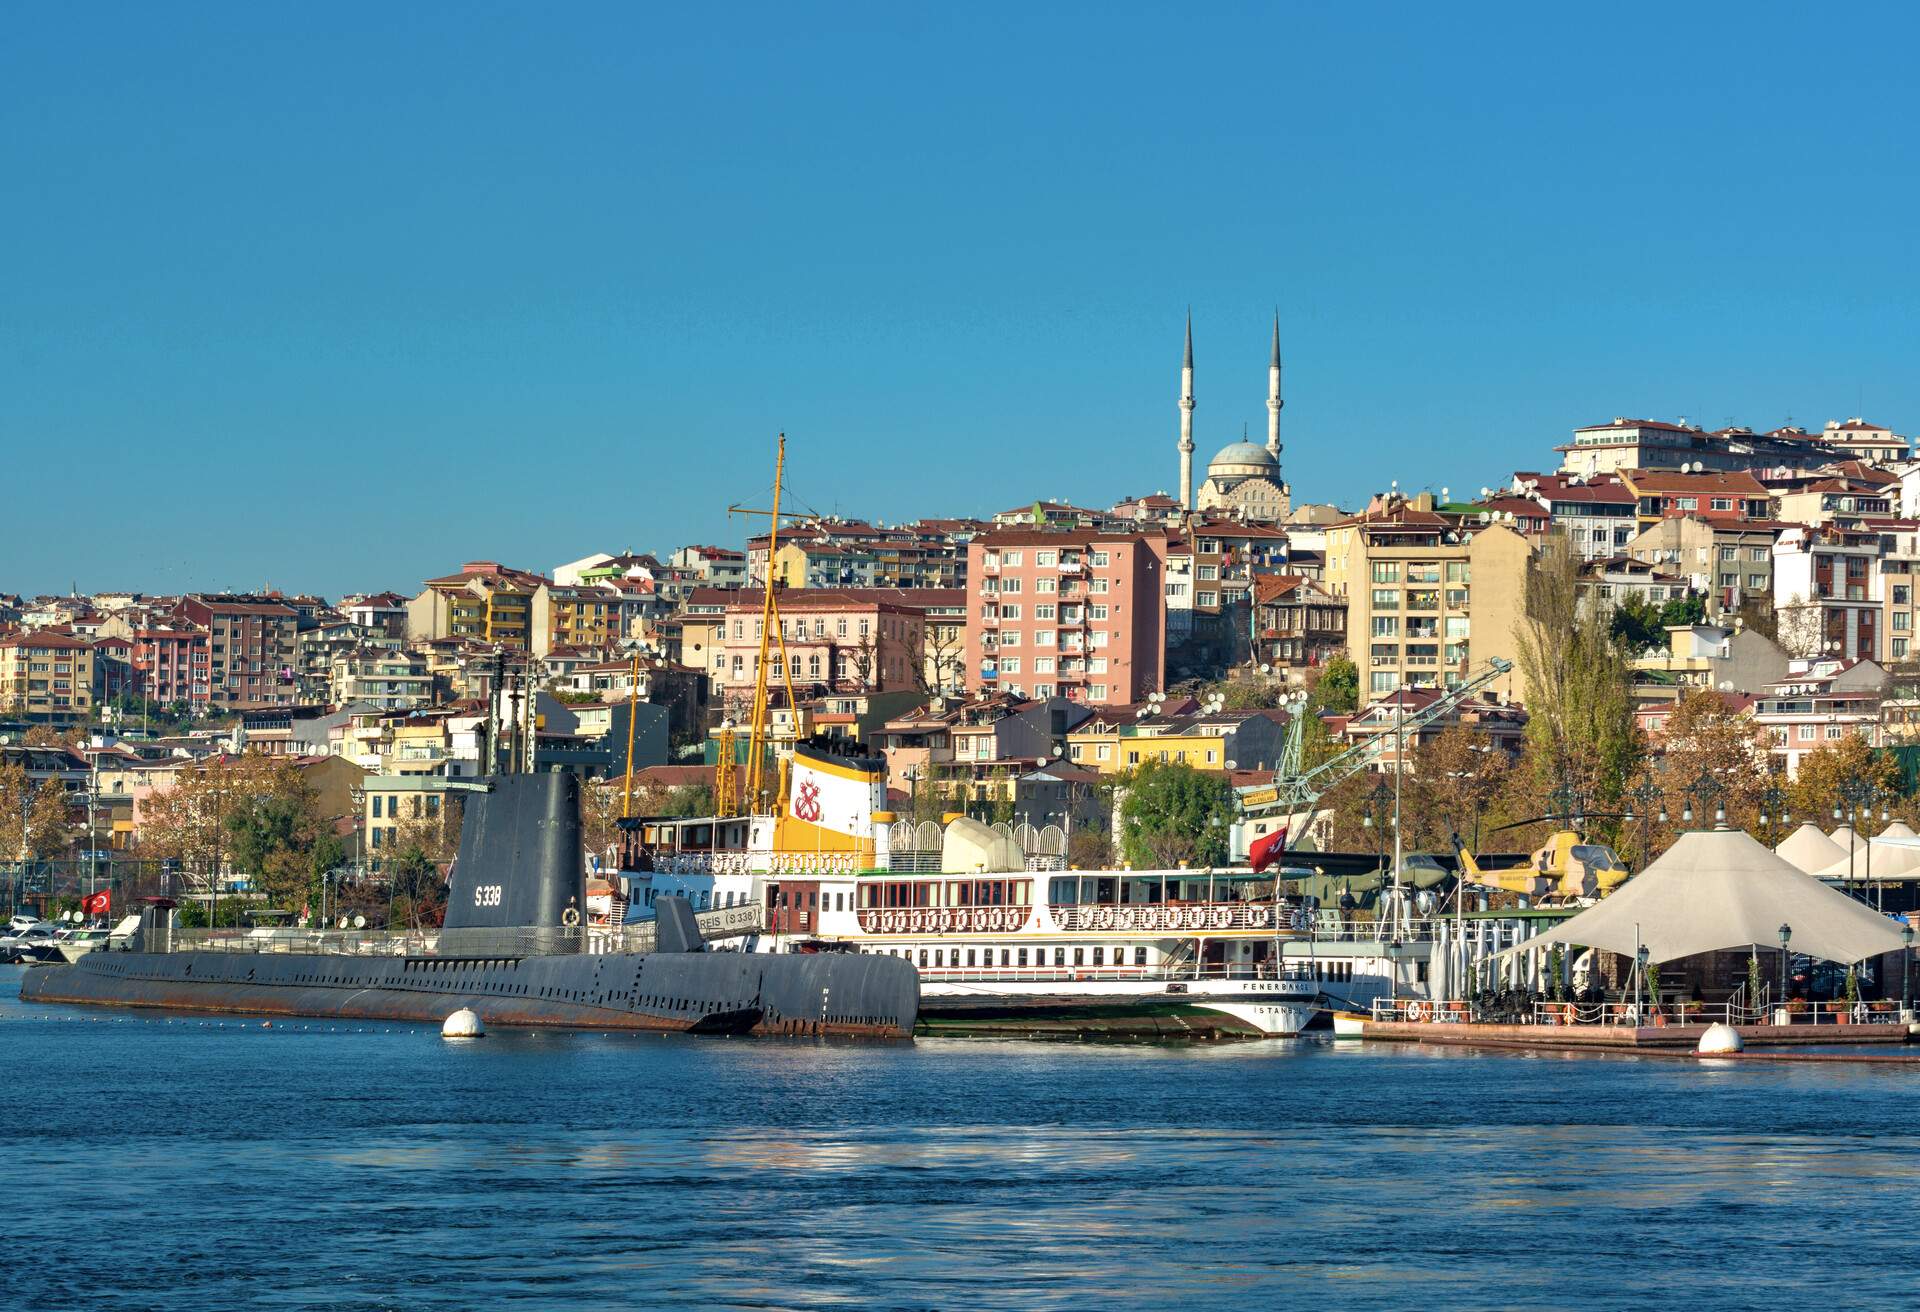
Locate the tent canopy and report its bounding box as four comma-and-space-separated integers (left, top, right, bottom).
1774, 821, 1847, 875
1808, 822, 1920, 882
1511, 826, 1907, 965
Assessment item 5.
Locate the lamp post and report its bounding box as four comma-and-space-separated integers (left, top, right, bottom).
1779, 922, 1793, 1006
1757, 782, 1788, 846
1634, 940, 1649, 1021
1838, 776, 1875, 899
1904, 922, 1914, 1017
1622, 774, 1665, 870
1686, 772, 1726, 830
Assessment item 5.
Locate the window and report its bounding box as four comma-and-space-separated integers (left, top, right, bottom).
1372, 589, 1399, 610
1676, 497, 1697, 510
1371, 616, 1399, 637
1897, 639, 1910, 659
1000, 657, 1020, 674
1091, 577, 1109, 594
1036, 551, 1057, 567
1033, 657, 1054, 673
1092, 630, 1108, 647
1445, 562, 1470, 583
999, 630, 1020, 647
1002, 550, 1023, 566
1372, 563, 1400, 584
1089, 657, 1107, 673
1197, 592, 1216, 607
1091, 604, 1108, 620
1370, 672, 1397, 694
1720, 573, 1737, 587
1751, 547, 1768, 562
1090, 684, 1108, 701
1000, 604, 1021, 620
1001, 577, 1021, 594
1035, 577, 1057, 594
1748, 574, 1765, 590
1197, 565, 1217, 581
1034, 630, 1053, 646
1720, 546, 1736, 561
836, 618, 848, 638
1092, 551, 1109, 567
1826, 725, 1844, 740
1711, 498, 1733, 512
1897, 614, 1911, 633
1035, 604, 1056, 620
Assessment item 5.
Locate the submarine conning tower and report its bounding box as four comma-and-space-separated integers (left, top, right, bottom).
441, 772, 584, 955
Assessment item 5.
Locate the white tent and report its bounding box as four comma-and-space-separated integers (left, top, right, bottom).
1774, 822, 1848, 875
1507, 826, 1906, 965
941, 817, 1024, 874
1829, 824, 1864, 854
1808, 821, 1920, 882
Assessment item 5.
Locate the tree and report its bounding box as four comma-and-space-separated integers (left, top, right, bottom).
1209, 676, 1286, 711
140, 752, 319, 897
1610, 594, 1665, 655
1776, 597, 1824, 660
1310, 655, 1359, 716
1788, 735, 1899, 822
1117, 760, 1234, 868
1730, 592, 1777, 643
0, 760, 72, 861
1513, 535, 1643, 803
1656, 689, 1771, 828
1401, 726, 1512, 852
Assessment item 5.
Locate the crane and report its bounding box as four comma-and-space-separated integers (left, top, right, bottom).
1235, 658, 1515, 827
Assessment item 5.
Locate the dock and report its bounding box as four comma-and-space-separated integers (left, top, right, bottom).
1351, 1018, 1914, 1051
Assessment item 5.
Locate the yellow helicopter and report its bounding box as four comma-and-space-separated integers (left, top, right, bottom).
1448, 822, 1631, 905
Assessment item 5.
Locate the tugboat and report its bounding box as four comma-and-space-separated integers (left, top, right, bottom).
20, 772, 918, 1038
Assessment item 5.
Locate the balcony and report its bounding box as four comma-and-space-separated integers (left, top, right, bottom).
1057, 561, 1084, 575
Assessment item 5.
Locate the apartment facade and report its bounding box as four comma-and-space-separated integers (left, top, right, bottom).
408, 561, 546, 651
180, 596, 299, 711
0, 630, 96, 724
1773, 525, 1882, 661
965, 528, 1168, 706
1626, 515, 1779, 617
1323, 501, 1529, 703
716, 592, 926, 713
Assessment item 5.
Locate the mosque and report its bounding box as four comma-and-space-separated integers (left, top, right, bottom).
1175, 313, 1291, 521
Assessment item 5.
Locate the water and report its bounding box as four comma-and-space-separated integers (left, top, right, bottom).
6, 966, 1919, 1311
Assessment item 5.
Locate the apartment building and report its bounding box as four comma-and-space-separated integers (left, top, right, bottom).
330, 647, 433, 710
1626, 515, 1780, 617
408, 561, 546, 651
1751, 658, 1888, 776
670, 545, 747, 588
1066, 708, 1284, 775
0, 630, 96, 724
126, 622, 210, 711
1773, 525, 1882, 661
180, 596, 299, 711
1252, 575, 1347, 673
965, 528, 1168, 706
1510, 473, 1638, 559
1619, 469, 1772, 531
1557, 418, 1833, 478
1322, 499, 1529, 703
716, 591, 926, 713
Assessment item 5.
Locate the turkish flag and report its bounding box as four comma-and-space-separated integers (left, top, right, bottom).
81, 889, 111, 917
1248, 826, 1290, 874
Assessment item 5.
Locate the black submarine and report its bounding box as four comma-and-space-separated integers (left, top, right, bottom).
20, 773, 919, 1038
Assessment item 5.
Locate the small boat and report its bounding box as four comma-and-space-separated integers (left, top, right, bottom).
1329, 1010, 1369, 1038
3, 924, 58, 964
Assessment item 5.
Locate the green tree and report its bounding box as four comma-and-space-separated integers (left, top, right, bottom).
1658, 592, 1708, 630
1609, 594, 1665, 655
1513, 535, 1643, 804
1118, 760, 1234, 868
1311, 656, 1360, 715
224, 786, 319, 910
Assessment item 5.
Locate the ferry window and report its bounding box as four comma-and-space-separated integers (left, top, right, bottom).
1134, 947, 1147, 966
918, 950, 928, 967
835, 893, 844, 912
809, 892, 818, 909
1000, 949, 1011, 966
966, 949, 977, 968
1073, 948, 1084, 966
1018, 948, 1028, 967
931, 950, 942, 968
1093, 947, 1105, 966
1054, 948, 1066, 967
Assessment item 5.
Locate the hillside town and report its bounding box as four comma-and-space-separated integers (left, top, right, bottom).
6, 329, 1920, 920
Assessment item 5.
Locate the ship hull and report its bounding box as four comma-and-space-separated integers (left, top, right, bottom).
19, 947, 918, 1039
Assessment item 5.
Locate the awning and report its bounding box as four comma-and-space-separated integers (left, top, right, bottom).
1497, 826, 1907, 965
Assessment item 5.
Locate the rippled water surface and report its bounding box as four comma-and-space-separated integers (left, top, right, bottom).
6, 965, 1919, 1310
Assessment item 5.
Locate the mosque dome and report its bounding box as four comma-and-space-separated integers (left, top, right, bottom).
1208, 441, 1280, 472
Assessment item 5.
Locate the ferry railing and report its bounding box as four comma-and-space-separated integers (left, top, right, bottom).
1362, 996, 1907, 1028
912, 963, 1319, 986
169, 903, 771, 959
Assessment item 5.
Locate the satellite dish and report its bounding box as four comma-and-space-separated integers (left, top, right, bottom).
337, 916, 349, 929
353, 914, 366, 929
1225, 760, 1238, 770
1259, 664, 1271, 675
1053, 745, 1064, 756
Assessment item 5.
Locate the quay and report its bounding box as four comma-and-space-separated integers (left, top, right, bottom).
1351, 1017, 1913, 1050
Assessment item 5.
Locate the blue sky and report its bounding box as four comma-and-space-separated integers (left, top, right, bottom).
4, 3, 1916, 597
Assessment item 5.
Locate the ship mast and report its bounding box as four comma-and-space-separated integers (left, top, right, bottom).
731, 434, 804, 814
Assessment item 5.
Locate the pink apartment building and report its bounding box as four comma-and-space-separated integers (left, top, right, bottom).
965, 529, 1168, 705
717, 591, 926, 713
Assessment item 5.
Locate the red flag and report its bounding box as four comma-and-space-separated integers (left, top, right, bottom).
1248, 826, 1290, 874
81, 889, 111, 917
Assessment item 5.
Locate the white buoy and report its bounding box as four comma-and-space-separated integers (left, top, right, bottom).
1696, 1022, 1744, 1055
441, 1008, 485, 1039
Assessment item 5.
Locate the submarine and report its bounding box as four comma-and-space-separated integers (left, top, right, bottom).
20, 772, 919, 1038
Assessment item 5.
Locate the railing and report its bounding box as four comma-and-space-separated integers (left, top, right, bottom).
170, 902, 770, 959
1053, 902, 1302, 934
914, 963, 1316, 985
859, 905, 1034, 935
1363, 997, 1911, 1027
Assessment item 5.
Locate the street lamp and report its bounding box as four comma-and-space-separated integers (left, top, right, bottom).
1686, 772, 1725, 830
1634, 942, 1649, 1020
1904, 922, 1914, 1017
1779, 922, 1793, 1005
1757, 783, 1788, 844
1622, 773, 1665, 871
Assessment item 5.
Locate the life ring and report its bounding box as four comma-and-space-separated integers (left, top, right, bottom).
561, 907, 581, 928
1120, 907, 1138, 931
1249, 906, 1271, 929
1405, 1001, 1430, 1022
1210, 907, 1231, 930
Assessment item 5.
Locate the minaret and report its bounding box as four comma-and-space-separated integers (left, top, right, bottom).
1266, 310, 1283, 461
1178, 312, 1196, 511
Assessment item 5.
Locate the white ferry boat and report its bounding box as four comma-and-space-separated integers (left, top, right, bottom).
618, 739, 1444, 1036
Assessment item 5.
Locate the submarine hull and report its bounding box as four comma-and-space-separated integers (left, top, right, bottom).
20, 945, 919, 1038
